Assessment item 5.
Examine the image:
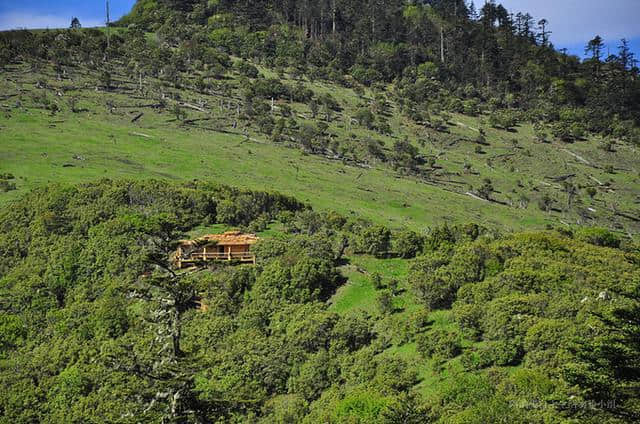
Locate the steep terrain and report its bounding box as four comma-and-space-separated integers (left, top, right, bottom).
1, 59, 639, 234
1, 180, 639, 423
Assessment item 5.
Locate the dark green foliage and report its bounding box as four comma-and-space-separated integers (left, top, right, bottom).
354, 107, 375, 129
563, 284, 640, 420
576, 227, 621, 248
489, 110, 518, 131
356, 225, 391, 258
99, 70, 111, 89
216, 190, 305, 226
234, 60, 259, 78
371, 272, 384, 289
0, 180, 314, 422
422, 223, 483, 253
380, 393, 425, 424
1, 180, 639, 422
409, 241, 487, 310
390, 139, 421, 172
416, 328, 462, 359
0, 179, 16, 192
393, 229, 423, 259
376, 290, 394, 315
477, 178, 494, 200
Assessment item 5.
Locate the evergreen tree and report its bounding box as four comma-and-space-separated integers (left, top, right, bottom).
70, 17, 81, 29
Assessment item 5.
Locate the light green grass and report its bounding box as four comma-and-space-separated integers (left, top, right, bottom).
0, 105, 553, 232
1, 61, 638, 235
330, 256, 410, 314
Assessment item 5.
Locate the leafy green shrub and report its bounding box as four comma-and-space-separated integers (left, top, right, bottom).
333, 389, 392, 422
260, 395, 309, 424
287, 350, 332, 401
356, 225, 391, 257
351, 64, 383, 86
331, 312, 373, 352
485, 340, 522, 366
354, 108, 375, 129
250, 77, 287, 99
422, 223, 482, 253
460, 347, 493, 371
0, 180, 16, 192
234, 60, 259, 78
483, 294, 544, 342
460, 340, 521, 370
376, 290, 394, 315
489, 110, 518, 130
0, 313, 26, 351
523, 318, 571, 369
393, 230, 423, 259
286, 82, 313, 103
453, 303, 482, 340
462, 99, 480, 116
416, 328, 463, 359
371, 272, 384, 289
410, 270, 458, 310
576, 227, 621, 248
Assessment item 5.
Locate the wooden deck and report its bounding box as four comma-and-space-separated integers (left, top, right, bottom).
177, 251, 256, 268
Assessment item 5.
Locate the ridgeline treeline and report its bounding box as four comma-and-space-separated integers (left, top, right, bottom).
2, 0, 639, 144
118, 0, 640, 139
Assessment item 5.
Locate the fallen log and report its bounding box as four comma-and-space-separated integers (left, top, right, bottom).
589, 175, 604, 186
129, 132, 152, 139
131, 112, 144, 123
614, 210, 640, 223
183, 117, 214, 125
0, 93, 19, 101
181, 102, 206, 112
546, 174, 576, 182
465, 192, 488, 202
561, 149, 591, 165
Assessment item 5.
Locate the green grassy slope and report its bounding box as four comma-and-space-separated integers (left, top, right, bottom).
1, 61, 638, 233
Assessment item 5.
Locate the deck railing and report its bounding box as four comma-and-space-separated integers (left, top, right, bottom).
186, 252, 255, 261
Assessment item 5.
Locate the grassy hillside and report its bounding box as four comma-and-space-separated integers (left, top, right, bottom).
1, 59, 639, 234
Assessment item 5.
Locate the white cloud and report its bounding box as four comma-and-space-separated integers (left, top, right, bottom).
0, 12, 103, 31
497, 0, 640, 45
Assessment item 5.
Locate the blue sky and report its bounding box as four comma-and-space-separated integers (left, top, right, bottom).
0, 1, 134, 29
0, 0, 638, 60
498, 0, 640, 59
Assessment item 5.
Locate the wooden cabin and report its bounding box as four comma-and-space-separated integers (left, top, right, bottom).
174, 231, 259, 268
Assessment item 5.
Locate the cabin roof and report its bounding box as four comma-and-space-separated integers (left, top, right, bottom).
180, 231, 259, 246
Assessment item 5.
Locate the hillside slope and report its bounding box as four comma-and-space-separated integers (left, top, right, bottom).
1, 58, 639, 234
1, 180, 638, 423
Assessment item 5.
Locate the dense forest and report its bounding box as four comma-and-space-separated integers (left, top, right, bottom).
0, 179, 639, 422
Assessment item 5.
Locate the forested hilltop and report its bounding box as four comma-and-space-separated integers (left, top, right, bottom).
121, 0, 640, 138
0, 180, 639, 422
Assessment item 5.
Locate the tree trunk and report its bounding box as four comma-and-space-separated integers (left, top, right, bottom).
171, 309, 183, 358
440, 27, 445, 63
332, 0, 336, 33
